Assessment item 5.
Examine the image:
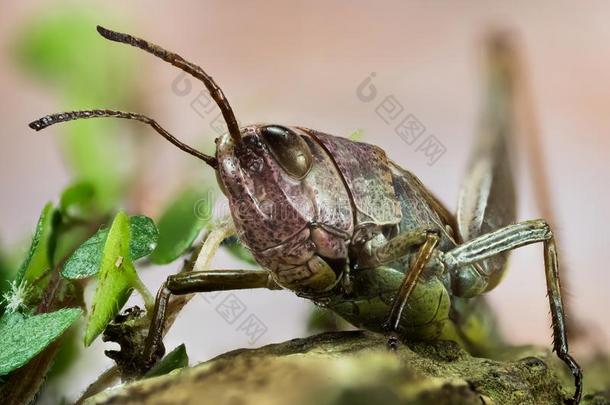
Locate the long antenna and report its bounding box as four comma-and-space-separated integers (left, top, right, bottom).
96, 25, 241, 143
29, 109, 218, 168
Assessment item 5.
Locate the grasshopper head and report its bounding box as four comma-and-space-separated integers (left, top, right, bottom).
215, 125, 315, 252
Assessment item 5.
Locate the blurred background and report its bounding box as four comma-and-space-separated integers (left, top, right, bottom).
1, 1, 609, 403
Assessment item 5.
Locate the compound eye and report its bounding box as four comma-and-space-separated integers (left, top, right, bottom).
260, 125, 312, 179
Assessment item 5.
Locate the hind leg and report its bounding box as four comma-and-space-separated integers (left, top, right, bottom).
442, 219, 581, 404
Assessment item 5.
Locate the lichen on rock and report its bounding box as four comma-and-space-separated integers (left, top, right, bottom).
86, 331, 609, 405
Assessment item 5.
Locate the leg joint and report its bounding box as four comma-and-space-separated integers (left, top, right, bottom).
451, 265, 488, 298
443, 219, 553, 271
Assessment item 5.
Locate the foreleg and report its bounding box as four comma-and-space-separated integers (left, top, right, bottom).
142, 270, 281, 369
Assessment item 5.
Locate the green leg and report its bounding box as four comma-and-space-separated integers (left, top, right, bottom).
357, 228, 432, 269
382, 231, 440, 349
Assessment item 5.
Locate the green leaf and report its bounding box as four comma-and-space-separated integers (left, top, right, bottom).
348, 128, 364, 141
16, 202, 56, 285
59, 181, 96, 219
150, 188, 213, 264
61, 228, 107, 280
222, 236, 257, 265
128, 215, 159, 260
61, 215, 158, 280
144, 344, 189, 378
84, 212, 137, 346
0, 308, 82, 376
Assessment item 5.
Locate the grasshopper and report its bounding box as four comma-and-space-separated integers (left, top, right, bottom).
29, 26, 581, 404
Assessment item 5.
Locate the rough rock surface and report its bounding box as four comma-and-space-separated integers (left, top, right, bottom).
86, 331, 609, 405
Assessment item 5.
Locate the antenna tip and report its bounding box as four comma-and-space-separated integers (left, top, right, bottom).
96, 25, 121, 42
28, 119, 45, 131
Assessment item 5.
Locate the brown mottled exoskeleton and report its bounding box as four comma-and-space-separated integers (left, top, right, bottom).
29, 26, 582, 404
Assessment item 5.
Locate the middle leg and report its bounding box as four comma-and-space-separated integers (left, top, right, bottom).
383, 231, 440, 349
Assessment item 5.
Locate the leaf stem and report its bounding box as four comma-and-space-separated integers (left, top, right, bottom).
131, 273, 155, 313
193, 218, 236, 272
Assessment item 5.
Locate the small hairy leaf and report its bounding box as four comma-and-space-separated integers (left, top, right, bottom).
61, 215, 158, 280
128, 215, 159, 260
84, 212, 137, 346
16, 202, 56, 284
61, 228, 107, 280
144, 344, 189, 378
0, 308, 82, 376
150, 188, 213, 264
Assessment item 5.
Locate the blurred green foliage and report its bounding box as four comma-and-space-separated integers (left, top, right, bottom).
59, 181, 97, 220
348, 128, 364, 141
222, 235, 257, 265
13, 11, 138, 210
150, 187, 214, 264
